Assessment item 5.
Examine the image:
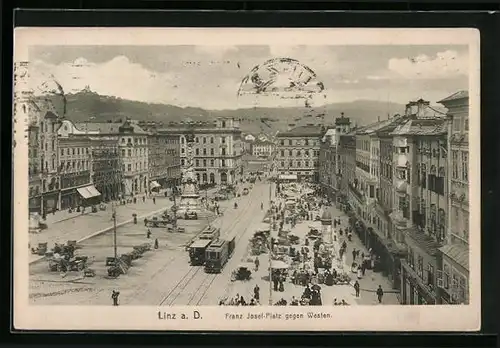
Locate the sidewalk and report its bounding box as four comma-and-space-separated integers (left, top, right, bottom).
29, 188, 219, 263
326, 205, 400, 305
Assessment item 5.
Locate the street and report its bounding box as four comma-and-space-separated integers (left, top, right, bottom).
29, 183, 269, 306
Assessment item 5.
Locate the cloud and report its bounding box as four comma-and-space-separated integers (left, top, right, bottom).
193, 45, 238, 58
387, 50, 468, 79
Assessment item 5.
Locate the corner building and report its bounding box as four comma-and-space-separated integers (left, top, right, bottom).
437, 91, 470, 305
276, 124, 323, 182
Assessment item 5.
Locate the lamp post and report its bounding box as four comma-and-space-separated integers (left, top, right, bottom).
112, 202, 117, 261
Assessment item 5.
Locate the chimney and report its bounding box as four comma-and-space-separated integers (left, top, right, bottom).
417, 99, 430, 118
340, 112, 344, 118
377, 116, 380, 122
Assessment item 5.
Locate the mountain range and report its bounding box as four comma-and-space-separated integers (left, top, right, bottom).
38, 90, 416, 135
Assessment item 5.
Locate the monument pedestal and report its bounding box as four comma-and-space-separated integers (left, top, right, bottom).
177, 194, 201, 217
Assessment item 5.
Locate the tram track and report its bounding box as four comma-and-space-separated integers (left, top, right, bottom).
156, 186, 261, 306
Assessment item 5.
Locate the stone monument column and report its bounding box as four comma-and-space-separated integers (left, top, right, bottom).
177, 124, 201, 217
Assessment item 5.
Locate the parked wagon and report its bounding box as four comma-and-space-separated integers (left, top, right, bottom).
145, 216, 170, 228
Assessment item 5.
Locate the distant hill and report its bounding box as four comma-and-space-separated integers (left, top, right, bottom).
39, 90, 409, 135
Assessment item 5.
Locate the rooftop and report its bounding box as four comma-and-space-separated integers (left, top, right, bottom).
356, 116, 404, 135
390, 118, 447, 136
405, 226, 442, 256
74, 121, 149, 135
438, 90, 469, 104
439, 243, 469, 271
277, 125, 324, 138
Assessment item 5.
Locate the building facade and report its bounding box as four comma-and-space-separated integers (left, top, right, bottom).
149, 131, 181, 189
389, 100, 448, 305
163, 117, 243, 185
276, 124, 324, 182
437, 91, 470, 305
118, 121, 149, 195
90, 136, 123, 201
57, 134, 93, 209
27, 100, 61, 216
338, 133, 356, 208
251, 140, 275, 158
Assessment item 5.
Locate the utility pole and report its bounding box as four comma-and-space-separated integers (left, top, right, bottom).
268, 160, 275, 306
112, 202, 117, 261
172, 185, 178, 230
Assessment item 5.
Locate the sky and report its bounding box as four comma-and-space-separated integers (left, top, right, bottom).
29, 45, 469, 110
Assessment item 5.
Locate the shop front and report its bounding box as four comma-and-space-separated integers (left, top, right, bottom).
60, 188, 81, 210
42, 191, 59, 215
400, 259, 438, 305
29, 196, 42, 214
150, 180, 161, 192
76, 185, 102, 207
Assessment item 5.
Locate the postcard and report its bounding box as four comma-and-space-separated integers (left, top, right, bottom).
13, 27, 480, 331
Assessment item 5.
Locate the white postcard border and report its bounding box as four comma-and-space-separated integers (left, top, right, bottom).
13, 27, 481, 331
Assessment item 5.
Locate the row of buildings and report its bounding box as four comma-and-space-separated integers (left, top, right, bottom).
26, 93, 244, 215
275, 92, 470, 306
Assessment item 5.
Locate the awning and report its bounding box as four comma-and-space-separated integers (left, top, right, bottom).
270, 260, 289, 269
150, 181, 161, 189
77, 185, 101, 199
279, 174, 297, 180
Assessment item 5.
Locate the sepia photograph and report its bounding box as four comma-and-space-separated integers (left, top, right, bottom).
12, 27, 480, 331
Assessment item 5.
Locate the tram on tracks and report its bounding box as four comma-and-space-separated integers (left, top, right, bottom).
189, 239, 213, 266
204, 236, 236, 273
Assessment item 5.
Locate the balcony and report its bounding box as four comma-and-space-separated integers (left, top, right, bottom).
397, 154, 409, 168
389, 209, 409, 228
395, 179, 408, 193
348, 184, 363, 203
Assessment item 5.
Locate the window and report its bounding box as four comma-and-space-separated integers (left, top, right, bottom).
427, 263, 434, 286
195, 137, 199, 143
305, 150, 309, 156
280, 161, 285, 167
203, 148, 207, 155
72, 148, 75, 155
280, 150, 285, 157
195, 159, 199, 166
288, 150, 293, 156
203, 137, 206, 144
222, 121, 226, 128
280, 140, 284, 146
221, 137, 226, 144
461, 151, 468, 182
203, 159, 207, 167
128, 149, 131, 157
463, 213, 469, 241
452, 150, 459, 179
288, 140, 292, 146
195, 148, 199, 155
181, 148, 185, 154
297, 161, 302, 167
421, 164, 427, 188
408, 248, 415, 269
210, 159, 214, 166
221, 148, 226, 156
297, 150, 301, 156
453, 116, 462, 132
221, 159, 226, 167
181, 137, 185, 144
121, 149, 125, 157
127, 164, 132, 171
417, 255, 424, 278
210, 137, 214, 144
305, 160, 310, 167
289, 160, 293, 167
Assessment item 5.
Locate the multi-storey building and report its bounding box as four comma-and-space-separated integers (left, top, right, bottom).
90, 136, 123, 201
437, 91, 470, 305
348, 116, 406, 288
75, 120, 148, 196
251, 140, 275, 158
27, 100, 61, 216
319, 127, 337, 199
337, 132, 356, 209
149, 130, 181, 189
57, 130, 93, 209
60, 120, 123, 201
162, 117, 243, 185
276, 124, 324, 182
389, 100, 448, 304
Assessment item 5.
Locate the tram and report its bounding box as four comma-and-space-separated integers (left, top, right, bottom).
204, 236, 236, 273
188, 239, 213, 266
198, 226, 221, 241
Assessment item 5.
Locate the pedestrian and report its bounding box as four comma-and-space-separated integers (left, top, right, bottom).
147, 229, 152, 239
261, 202, 264, 210
354, 280, 360, 297
144, 218, 148, 226
254, 284, 260, 301
254, 257, 260, 271
142, 196, 145, 203
352, 248, 357, 261
111, 290, 120, 306
376, 285, 384, 303
154, 238, 159, 249
153, 197, 156, 205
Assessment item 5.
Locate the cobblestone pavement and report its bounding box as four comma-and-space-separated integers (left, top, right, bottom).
29, 184, 266, 306
28, 189, 219, 263
217, 195, 399, 306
